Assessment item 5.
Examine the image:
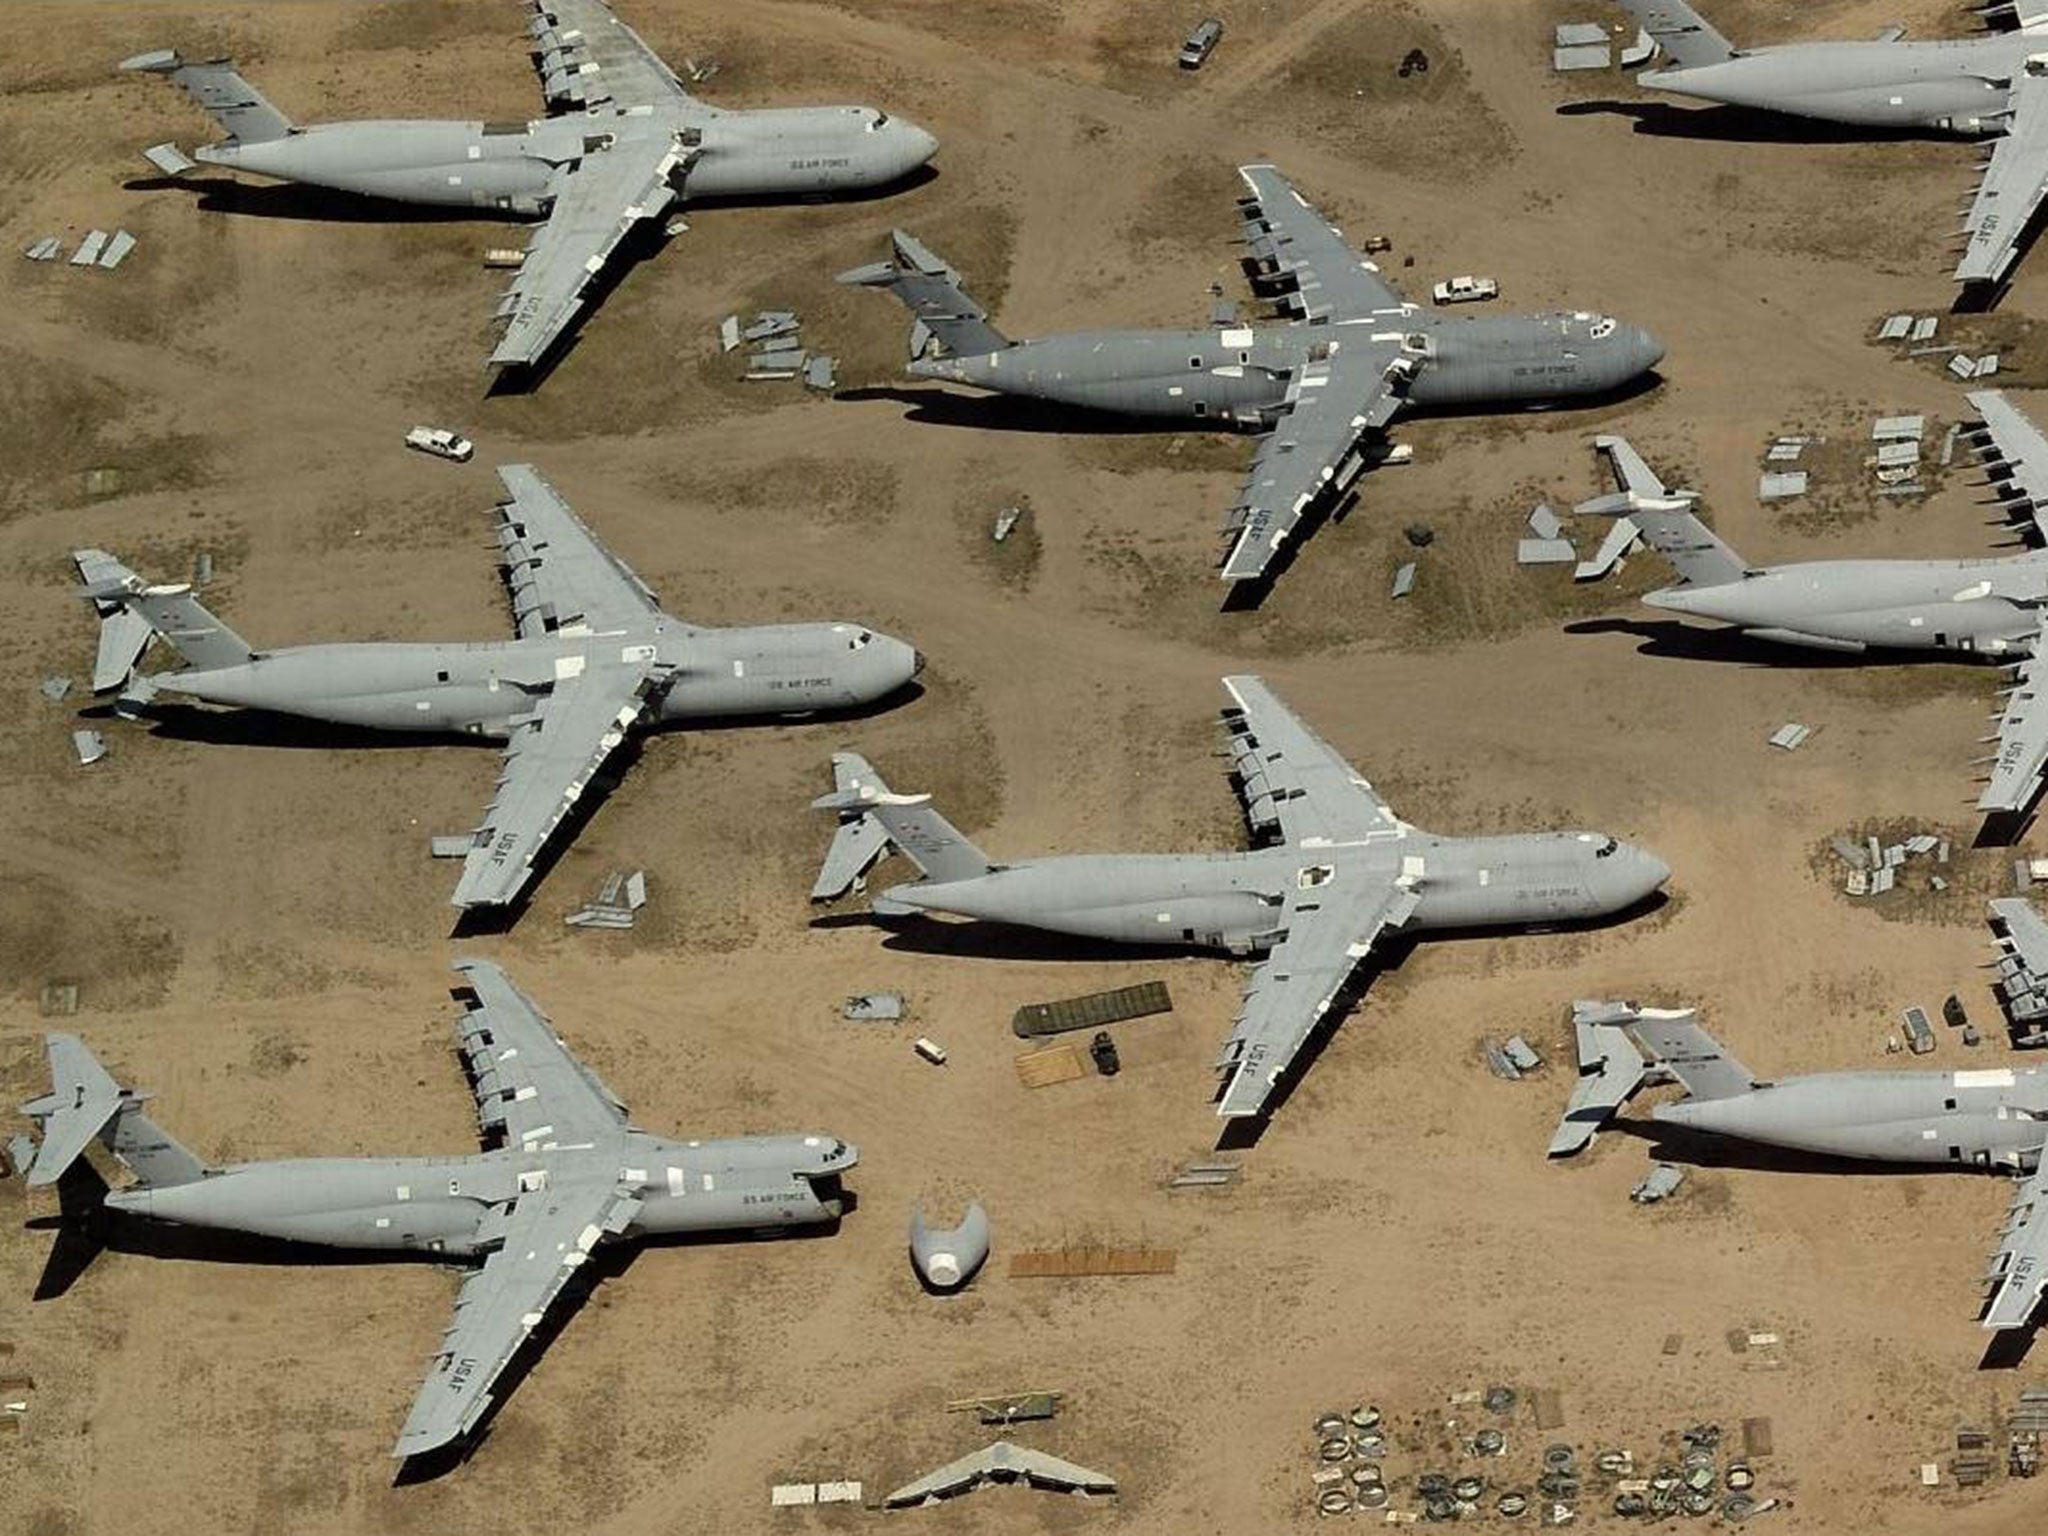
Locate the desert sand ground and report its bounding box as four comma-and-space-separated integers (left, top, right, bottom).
5, 0, 2048, 1531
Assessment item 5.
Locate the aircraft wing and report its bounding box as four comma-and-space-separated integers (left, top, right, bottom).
490, 134, 686, 370
451, 958, 630, 1148
1216, 878, 1422, 1118
1982, 1152, 2048, 1330
525, 0, 699, 114
1978, 613, 2048, 814
1220, 675, 1409, 846
1957, 72, 2048, 286
1234, 163, 1409, 320
1218, 338, 1414, 582
494, 464, 668, 638
1963, 390, 2048, 544
453, 664, 661, 909
394, 1180, 642, 1458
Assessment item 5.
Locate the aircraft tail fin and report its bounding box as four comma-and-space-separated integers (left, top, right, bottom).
1576, 436, 1746, 587
1622, 1009, 1755, 1101
837, 230, 1010, 362
811, 753, 992, 888
119, 51, 294, 145
1614, 1, 1738, 67
16, 1034, 204, 1189
73, 548, 253, 691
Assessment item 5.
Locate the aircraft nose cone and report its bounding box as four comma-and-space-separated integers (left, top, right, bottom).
901, 123, 938, 173
1625, 846, 1672, 904
912, 649, 926, 678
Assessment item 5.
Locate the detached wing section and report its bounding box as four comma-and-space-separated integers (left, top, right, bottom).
394, 1181, 641, 1458
1221, 675, 1408, 846
1983, 1154, 2048, 1331
490, 135, 684, 370
1978, 612, 2048, 815
494, 464, 668, 637
1219, 340, 1412, 581
1216, 880, 1420, 1118
1962, 390, 2048, 544
526, 0, 698, 113
451, 958, 630, 1148
1235, 163, 1410, 320
453, 664, 660, 909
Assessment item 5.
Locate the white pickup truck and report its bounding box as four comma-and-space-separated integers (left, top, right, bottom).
1431, 275, 1499, 306
404, 426, 475, 463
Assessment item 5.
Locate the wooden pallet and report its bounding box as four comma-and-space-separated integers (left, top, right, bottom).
1014, 1042, 1087, 1088
1012, 981, 1172, 1038
1008, 1246, 1176, 1278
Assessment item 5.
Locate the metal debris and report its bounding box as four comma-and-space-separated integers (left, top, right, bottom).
718, 314, 740, 352
949, 1389, 1063, 1423
1757, 471, 1807, 500
1483, 1038, 1522, 1081
39, 983, 79, 1018
1940, 422, 1962, 466
1764, 440, 1804, 463
142, 141, 196, 176
38, 677, 72, 702
484, 248, 526, 268
802, 354, 836, 391
1909, 316, 1938, 343
993, 507, 1023, 542
1504, 1036, 1543, 1072
1527, 503, 1563, 540
1877, 314, 1912, 341
1631, 1162, 1684, 1203
1619, 26, 1654, 66
1950, 354, 1979, 380
1169, 1158, 1242, 1189
1391, 561, 1417, 599
842, 992, 904, 1021
1872, 414, 1926, 441
1554, 42, 1611, 70
883, 1441, 1116, 1507
71, 730, 106, 766
1518, 537, 1578, 566
1903, 1005, 1936, 1055
192, 551, 213, 585
565, 868, 647, 929
910, 1200, 990, 1290
1976, 354, 2001, 379
69, 231, 107, 267
744, 311, 798, 341
1573, 515, 1638, 581
23, 237, 60, 262
1767, 722, 1810, 751
98, 231, 136, 270
428, 835, 473, 859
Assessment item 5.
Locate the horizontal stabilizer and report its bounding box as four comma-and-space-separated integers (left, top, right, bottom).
21, 1034, 123, 1187
811, 751, 895, 900
1623, 1009, 1754, 1101
837, 230, 1009, 360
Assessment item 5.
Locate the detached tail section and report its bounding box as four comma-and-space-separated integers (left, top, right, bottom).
1613, 1, 1738, 67
119, 51, 294, 145
1577, 436, 1747, 588
73, 548, 253, 693
17, 1034, 204, 1190
810, 751, 991, 904
1622, 1009, 1755, 1101
837, 231, 1010, 363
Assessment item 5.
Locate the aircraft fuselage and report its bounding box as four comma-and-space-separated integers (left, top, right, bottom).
1640, 37, 2035, 131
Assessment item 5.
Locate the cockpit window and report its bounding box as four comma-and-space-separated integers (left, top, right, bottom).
869, 110, 890, 130
1595, 837, 1618, 858
1588, 317, 1616, 340
848, 630, 873, 650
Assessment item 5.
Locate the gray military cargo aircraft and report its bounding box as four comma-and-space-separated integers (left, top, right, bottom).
75, 464, 920, 910
811, 676, 1669, 1121
837, 164, 1663, 590
1577, 399, 2048, 818
1570, 1001, 2048, 1333
10, 959, 859, 1461
1611, 1, 2048, 291
122, 0, 936, 375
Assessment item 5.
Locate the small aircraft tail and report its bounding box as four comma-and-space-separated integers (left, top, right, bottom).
73, 548, 254, 692
17, 1034, 204, 1189
811, 752, 992, 892
1576, 436, 1747, 588
837, 231, 1010, 362
1613, 1, 1738, 67
119, 51, 294, 145
1621, 1009, 1755, 1101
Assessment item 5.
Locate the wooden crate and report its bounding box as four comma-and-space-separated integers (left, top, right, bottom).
1014, 1043, 1087, 1089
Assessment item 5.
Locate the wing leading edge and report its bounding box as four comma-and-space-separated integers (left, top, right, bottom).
1983, 1153, 2048, 1330
1979, 612, 2048, 815
1957, 70, 2048, 288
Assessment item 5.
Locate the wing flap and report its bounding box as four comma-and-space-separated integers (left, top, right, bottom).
452, 666, 658, 909
526, 0, 696, 114
1216, 881, 1421, 1118
394, 1183, 641, 1458
1983, 1155, 2048, 1330
1957, 72, 2048, 285
1979, 617, 2048, 814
